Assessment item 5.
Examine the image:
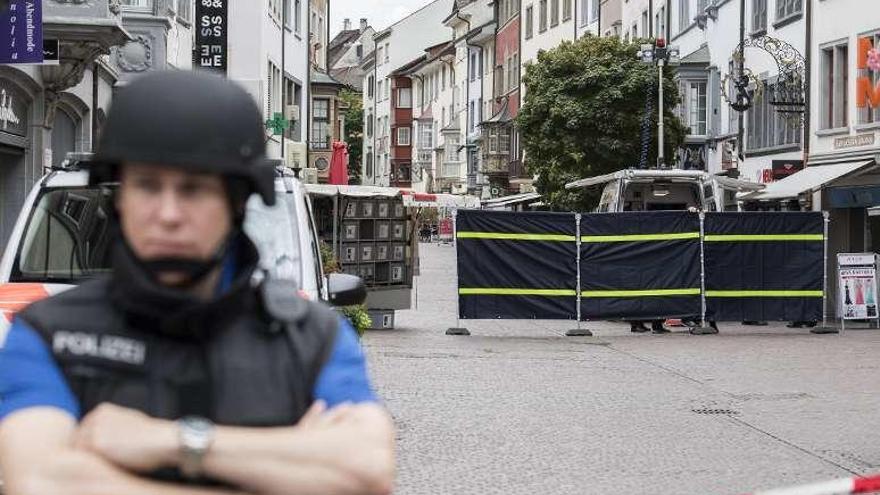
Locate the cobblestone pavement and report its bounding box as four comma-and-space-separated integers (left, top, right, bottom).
361, 242, 880, 495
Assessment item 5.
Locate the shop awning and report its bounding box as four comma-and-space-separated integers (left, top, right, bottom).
305, 184, 403, 197
401, 192, 481, 209
481, 192, 542, 208
741, 160, 875, 201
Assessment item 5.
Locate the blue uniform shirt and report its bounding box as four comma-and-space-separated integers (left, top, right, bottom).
0, 315, 376, 421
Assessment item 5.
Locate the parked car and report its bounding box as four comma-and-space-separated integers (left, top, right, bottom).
0, 154, 364, 336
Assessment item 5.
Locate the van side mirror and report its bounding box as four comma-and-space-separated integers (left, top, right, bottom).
327, 273, 367, 307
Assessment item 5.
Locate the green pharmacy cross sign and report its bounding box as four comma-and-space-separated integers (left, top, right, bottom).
265, 112, 288, 136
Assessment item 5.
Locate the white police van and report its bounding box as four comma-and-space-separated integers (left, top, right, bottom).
0, 153, 364, 334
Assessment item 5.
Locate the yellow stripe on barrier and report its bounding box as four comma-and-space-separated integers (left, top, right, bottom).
581, 232, 701, 243
704, 234, 824, 242
456, 232, 577, 242
582, 288, 701, 297
706, 290, 824, 297
458, 288, 577, 296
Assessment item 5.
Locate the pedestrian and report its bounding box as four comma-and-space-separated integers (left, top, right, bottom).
0, 72, 394, 495
629, 320, 671, 334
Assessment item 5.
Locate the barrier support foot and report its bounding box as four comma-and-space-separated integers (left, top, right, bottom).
565, 328, 593, 337
446, 327, 471, 336
810, 326, 839, 334
689, 326, 719, 335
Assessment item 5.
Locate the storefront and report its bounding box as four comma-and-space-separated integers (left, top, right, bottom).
0, 70, 39, 250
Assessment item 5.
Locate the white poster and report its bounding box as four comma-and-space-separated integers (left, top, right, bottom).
839, 266, 879, 320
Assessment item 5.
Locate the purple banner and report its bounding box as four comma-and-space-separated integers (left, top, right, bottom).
0, 1, 43, 64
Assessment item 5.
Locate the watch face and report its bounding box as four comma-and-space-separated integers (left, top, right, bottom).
180, 416, 215, 449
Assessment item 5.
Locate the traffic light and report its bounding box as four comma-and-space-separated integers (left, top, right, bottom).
654, 38, 667, 61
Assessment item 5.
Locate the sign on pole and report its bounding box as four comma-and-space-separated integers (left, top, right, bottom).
194, 0, 227, 74
837, 253, 880, 328
0, 0, 43, 64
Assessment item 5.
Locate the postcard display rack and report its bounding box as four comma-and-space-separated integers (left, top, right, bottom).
339, 198, 413, 287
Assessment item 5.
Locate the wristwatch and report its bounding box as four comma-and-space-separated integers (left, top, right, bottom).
178, 416, 215, 479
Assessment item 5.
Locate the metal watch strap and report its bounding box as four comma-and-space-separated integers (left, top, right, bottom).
178, 416, 215, 480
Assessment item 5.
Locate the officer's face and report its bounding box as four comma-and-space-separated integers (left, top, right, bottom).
116, 163, 232, 286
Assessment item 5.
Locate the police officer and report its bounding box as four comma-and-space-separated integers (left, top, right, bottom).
0, 72, 394, 495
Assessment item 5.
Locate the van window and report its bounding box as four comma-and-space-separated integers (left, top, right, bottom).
12, 188, 113, 282
703, 184, 718, 211
245, 194, 303, 286
597, 181, 619, 212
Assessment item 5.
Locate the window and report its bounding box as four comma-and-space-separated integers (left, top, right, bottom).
679, 0, 690, 32
384, 43, 389, 63
295, 0, 301, 33
655, 6, 666, 37
397, 127, 411, 146
525, 5, 534, 39
752, 0, 767, 33
120, 0, 152, 11
499, 127, 510, 153
747, 80, 802, 150
632, 23, 638, 39
580, 0, 589, 26
376, 80, 382, 101
551, 0, 559, 27
489, 128, 499, 152
366, 112, 373, 137
507, 57, 515, 92
469, 101, 475, 131
398, 87, 412, 108
697, 0, 708, 12
385, 79, 390, 100
367, 75, 374, 98
822, 42, 849, 129
442, 107, 446, 127
446, 135, 461, 163
563, 0, 572, 21
684, 81, 708, 135
859, 33, 880, 125
311, 99, 330, 149
419, 122, 434, 150
642, 11, 649, 37
377, 46, 383, 65
470, 53, 477, 80
366, 152, 374, 177
478, 50, 484, 78
282, 0, 290, 27
434, 71, 439, 99
284, 79, 302, 141
539, 0, 548, 32
591, 0, 599, 21
776, 0, 802, 20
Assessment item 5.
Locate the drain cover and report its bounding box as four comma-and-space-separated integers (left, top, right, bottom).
691, 408, 739, 415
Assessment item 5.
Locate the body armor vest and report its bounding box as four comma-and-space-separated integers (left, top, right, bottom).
17, 238, 339, 426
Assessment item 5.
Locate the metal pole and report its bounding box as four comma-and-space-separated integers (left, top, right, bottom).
699, 211, 707, 328
737, 0, 745, 163
447, 208, 470, 335
332, 194, 339, 256
812, 211, 839, 334
566, 214, 592, 336
657, 60, 665, 167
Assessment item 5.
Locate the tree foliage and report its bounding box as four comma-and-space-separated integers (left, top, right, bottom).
517, 35, 689, 210
339, 88, 363, 184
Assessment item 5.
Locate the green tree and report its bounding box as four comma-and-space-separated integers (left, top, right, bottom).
517, 35, 689, 211
340, 89, 363, 184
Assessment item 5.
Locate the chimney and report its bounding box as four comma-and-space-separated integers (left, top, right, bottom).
343, 18, 351, 31
360, 18, 368, 32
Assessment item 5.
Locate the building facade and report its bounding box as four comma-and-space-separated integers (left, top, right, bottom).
362, 0, 454, 187
0, 0, 129, 247
227, 0, 310, 170
617, 0, 806, 181
328, 18, 375, 89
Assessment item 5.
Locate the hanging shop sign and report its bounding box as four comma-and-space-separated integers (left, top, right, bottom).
0, 84, 28, 137
194, 0, 227, 74
0, 0, 43, 64
857, 37, 880, 109
772, 159, 804, 180
837, 253, 880, 322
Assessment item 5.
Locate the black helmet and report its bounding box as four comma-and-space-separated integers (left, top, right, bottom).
91, 70, 275, 205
